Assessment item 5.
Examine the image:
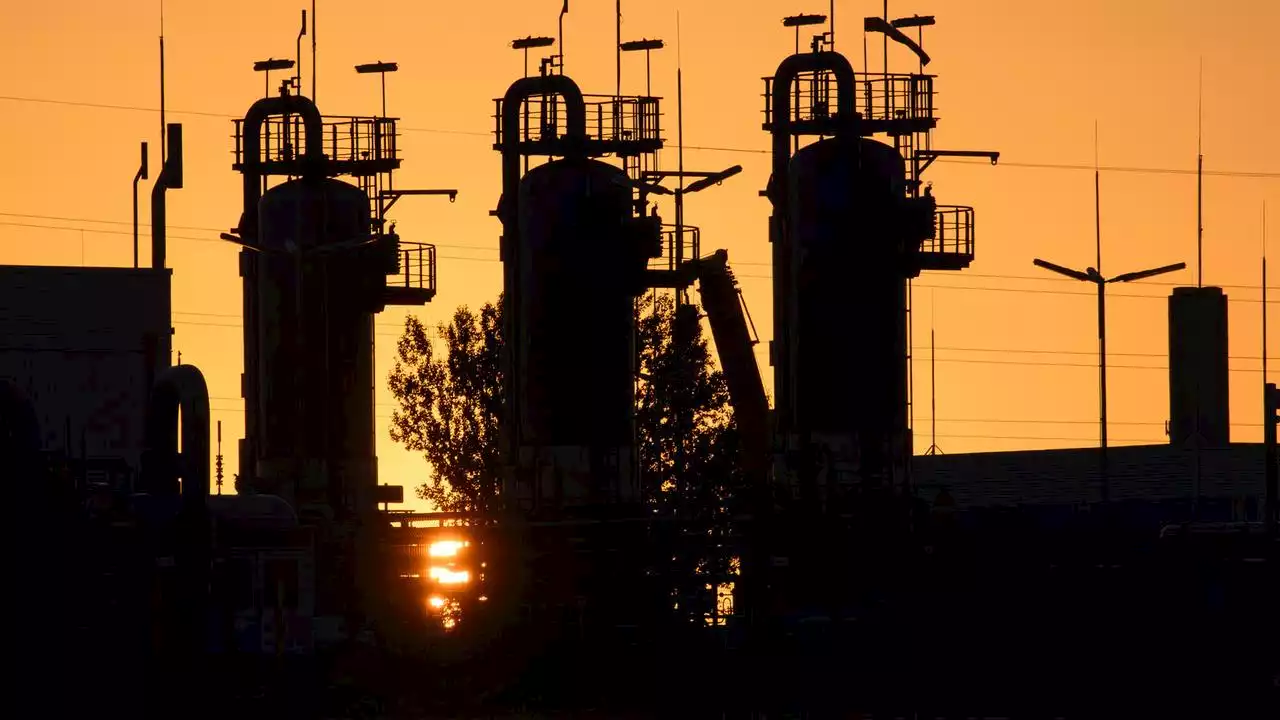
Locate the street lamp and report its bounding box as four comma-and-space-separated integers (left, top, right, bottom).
253, 58, 296, 98
355, 61, 399, 118
1033, 257, 1187, 503
511, 36, 555, 78
783, 13, 828, 55
620, 39, 664, 96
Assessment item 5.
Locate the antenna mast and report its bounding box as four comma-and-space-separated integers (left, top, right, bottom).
312, 0, 317, 101
159, 1, 166, 164
1198, 58, 1204, 288
1095, 121, 1101, 274
675, 11, 684, 305
616, 0, 622, 96
925, 298, 942, 455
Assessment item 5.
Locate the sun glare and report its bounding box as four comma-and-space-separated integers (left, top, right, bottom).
428, 567, 472, 585
428, 540, 468, 558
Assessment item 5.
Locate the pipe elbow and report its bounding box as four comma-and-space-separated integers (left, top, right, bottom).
500, 75, 588, 148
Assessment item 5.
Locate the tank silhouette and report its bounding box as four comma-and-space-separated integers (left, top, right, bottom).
516, 158, 635, 458
254, 177, 378, 518
788, 136, 917, 471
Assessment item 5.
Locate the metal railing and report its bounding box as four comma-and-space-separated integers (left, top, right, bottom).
394, 241, 436, 294
649, 225, 700, 274
923, 205, 974, 257
763, 71, 935, 131
494, 93, 662, 152
234, 115, 399, 170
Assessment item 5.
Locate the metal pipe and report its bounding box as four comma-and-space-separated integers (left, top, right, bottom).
312, 0, 317, 102
237, 95, 325, 241
1098, 278, 1109, 505
144, 364, 211, 503
133, 142, 148, 268
151, 124, 182, 270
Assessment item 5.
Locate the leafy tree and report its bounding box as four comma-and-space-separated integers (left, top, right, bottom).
388, 298, 503, 512
390, 291, 742, 617
635, 292, 741, 618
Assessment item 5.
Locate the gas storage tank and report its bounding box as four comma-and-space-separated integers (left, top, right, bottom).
788, 136, 911, 448
516, 157, 636, 468
253, 177, 378, 517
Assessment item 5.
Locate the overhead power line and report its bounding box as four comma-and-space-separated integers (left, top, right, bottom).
1, 93, 1277, 179
6, 217, 1278, 307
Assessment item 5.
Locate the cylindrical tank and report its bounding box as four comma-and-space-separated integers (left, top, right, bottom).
787, 136, 909, 458
253, 177, 376, 516
516, 158, 635, 455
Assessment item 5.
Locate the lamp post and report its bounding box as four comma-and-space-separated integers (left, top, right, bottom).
253, 58, 296, 99
1033, 258, 1187, 504
511, 36, 555, 78
355, 61, 399, 118
620, 39, 665, 96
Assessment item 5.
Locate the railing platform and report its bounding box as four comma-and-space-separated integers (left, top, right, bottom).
494, 94, 663, 158
917, 205, 974, 271
233, 115, 400, 177
763, 71, 937, 138
383, 241, 437, 305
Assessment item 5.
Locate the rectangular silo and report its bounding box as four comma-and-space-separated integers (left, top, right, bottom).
1168, 286, 1230, 449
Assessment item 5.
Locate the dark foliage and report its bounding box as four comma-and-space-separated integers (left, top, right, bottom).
388, 297, 504, 512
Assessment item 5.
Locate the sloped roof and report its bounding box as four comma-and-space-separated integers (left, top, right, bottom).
912, 443, 1268, 510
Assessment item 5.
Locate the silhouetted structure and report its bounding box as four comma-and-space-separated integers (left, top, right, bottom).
492, 35, 668, 643
224, 72, 449, 644
755, 9, 996, 633
1169, 285, 1231, 448
0, 266, 171, 479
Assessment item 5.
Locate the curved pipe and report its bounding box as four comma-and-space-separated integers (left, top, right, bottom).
239, 95, 325, 241
769, 51, 857, 189
143, 364, 211, 504
499, 75, 589, 229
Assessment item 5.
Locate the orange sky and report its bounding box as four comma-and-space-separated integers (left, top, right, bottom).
2, 1, 1277, 512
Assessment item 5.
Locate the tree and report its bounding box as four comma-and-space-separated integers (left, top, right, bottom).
388, 298, 503, 512
635, 293, 742, 619
389, 291, 742, 618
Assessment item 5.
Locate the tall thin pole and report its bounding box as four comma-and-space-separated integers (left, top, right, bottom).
312, 0, 317, 102
558, 2, 567, 74
1197, 57, 1204, 288
159, 7, 166, 166
882, 1, 889, 78
830, 0, 835, 50
675, 13, 684, 284
1095, 121, 1109, 504
1099, 279, 1109, 505
675, 67, 684, 282
1265, 203, 1269, 386
930, 326, 937, 452
616, 0, 622, 97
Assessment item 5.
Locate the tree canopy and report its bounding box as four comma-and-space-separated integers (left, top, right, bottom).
389, 291, 742, 617
388, 298, 503, 513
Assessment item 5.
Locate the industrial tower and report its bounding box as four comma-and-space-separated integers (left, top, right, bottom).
758, 10, 997, 624
224, 69, 453, 642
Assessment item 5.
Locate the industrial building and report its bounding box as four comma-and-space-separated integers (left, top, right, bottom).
0, 264, 171, 485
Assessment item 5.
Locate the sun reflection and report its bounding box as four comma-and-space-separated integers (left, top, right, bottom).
426, 594, 463, 632
428, 567, 472, 585
428, 539, 469, 558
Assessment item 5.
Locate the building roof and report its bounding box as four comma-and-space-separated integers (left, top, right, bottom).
912, 443, 1268, 510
